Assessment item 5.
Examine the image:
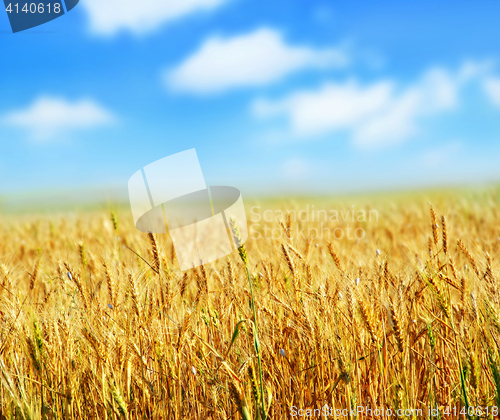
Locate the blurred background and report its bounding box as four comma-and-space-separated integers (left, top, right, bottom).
1, 0, 500, 211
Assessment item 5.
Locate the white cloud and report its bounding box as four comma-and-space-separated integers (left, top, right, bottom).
354, 68, 459, 148
483, 77, 500, 107
165, 28, 348, 94
82, 0, 230, 36
2, 96, 116, 142
253, 62, 488, 149
352, 90, 420, 148
253, 79, 394, 136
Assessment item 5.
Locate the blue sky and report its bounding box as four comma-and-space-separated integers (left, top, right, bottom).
1, 0, 500, 201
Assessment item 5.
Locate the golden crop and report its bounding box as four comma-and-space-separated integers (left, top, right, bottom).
1, 188, 500, 419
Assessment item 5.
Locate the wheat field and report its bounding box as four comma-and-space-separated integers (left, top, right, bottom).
1, 188, 500, 419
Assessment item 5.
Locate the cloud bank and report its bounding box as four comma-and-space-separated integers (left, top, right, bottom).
165, 28, 348, 94
82, 0, 230, 35
252, 61, 493, 148
2, 96, 116, 142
